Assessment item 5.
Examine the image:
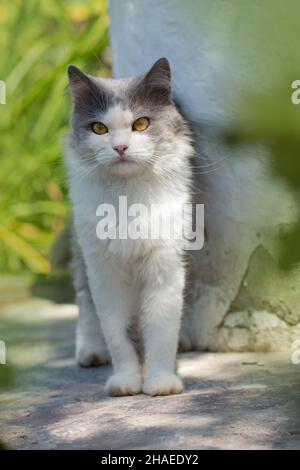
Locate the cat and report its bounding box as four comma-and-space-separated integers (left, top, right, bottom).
66, 58, 194, 396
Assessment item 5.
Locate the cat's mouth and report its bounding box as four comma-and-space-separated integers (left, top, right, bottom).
111, 156, 134, 165
108, 155, 141, 176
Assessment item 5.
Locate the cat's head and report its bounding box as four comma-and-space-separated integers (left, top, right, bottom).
67, 58, 191, 178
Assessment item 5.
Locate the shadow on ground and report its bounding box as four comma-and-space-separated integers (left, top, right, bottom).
0, 276, 300, 449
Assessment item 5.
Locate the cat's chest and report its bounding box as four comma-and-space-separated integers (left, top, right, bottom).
71, 178, 172, 258
72, 180, 157, 223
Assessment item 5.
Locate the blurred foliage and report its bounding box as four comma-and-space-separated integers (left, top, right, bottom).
186, 0, 300, 271
0, 363, 14, 389
0, 0, 110, 274
215, 0, 300, 271
225, 92, 300, 270
0, 362, 14, 448
1, 0, 300, 274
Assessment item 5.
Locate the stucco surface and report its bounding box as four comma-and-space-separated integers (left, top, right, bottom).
109, 0, 300, 350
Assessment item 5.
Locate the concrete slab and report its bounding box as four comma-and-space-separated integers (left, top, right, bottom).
1, 297, 300, 450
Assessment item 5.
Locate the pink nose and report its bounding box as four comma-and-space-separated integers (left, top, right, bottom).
113, 144, 128, 157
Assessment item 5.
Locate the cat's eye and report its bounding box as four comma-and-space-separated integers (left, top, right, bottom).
132, 117, 150, 132
91, 122, 108, 135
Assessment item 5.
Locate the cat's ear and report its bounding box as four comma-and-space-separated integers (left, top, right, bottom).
67, 65, 93, 103
145, 58, 171, 85
67, 65, 110, 113
141, 58, 171, 104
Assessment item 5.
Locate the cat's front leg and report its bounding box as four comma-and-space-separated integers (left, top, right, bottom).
141, 248, 185, 396
87, 257, 142, 396
72, 238, 110, 366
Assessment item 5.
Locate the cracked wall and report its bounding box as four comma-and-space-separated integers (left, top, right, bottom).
219, 245, 300, 351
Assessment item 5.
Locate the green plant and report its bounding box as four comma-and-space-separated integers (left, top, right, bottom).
0, 0, 110, 274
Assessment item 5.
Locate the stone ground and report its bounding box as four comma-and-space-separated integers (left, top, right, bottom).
1, 277, 300, 450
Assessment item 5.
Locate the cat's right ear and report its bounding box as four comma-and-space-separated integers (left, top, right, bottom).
67, 65, 110, 114
67, 65, 92, 104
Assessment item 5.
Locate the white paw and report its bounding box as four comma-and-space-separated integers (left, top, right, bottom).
76, 346, 110, 367
105, 373, 142, 396
143, 372, 184, 396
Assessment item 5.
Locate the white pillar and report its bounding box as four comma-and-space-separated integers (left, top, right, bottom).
109, 0, 300, 351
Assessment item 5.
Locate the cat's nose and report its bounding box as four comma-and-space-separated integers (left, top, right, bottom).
113, 144, 128, 157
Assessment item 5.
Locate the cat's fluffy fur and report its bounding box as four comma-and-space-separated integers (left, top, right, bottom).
66, 58, 193, 396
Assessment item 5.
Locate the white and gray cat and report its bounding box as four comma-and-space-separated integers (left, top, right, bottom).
66, 58, 194, 396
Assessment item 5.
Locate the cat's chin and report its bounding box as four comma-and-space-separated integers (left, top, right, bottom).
107, 160, 141, 177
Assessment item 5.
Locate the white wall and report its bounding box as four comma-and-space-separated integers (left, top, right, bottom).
109, 0, 300, 351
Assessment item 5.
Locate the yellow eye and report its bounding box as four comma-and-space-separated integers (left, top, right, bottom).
91, 122, 108, 135
132, 117, 150, 132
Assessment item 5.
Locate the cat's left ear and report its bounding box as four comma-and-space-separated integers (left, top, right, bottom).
141, 58, 172, 104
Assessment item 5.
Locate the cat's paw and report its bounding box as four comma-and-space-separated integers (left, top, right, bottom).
105, 373, 142, 396
143, 373, 184, 396
76, 346, 110, 367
